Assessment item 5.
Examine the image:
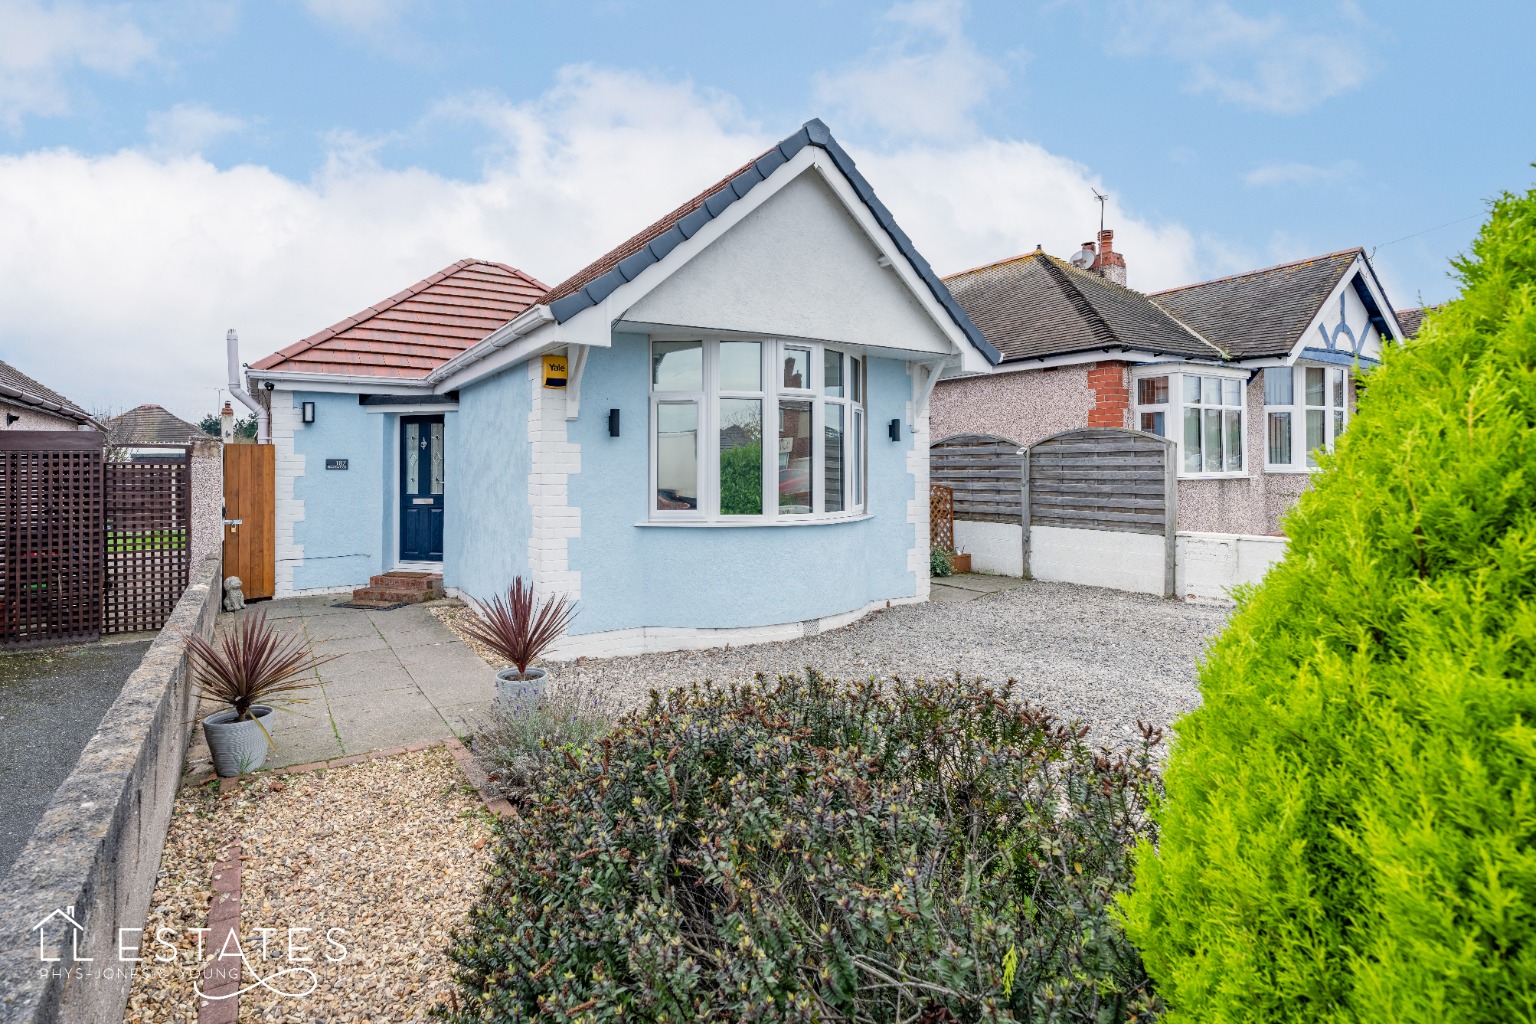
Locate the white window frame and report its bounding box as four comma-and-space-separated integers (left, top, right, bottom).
1130, 367, 1248, 480
1262, 363, 1349, 473
648, 336, 868, 524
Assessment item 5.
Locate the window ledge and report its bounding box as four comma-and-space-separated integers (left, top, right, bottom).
1177, 474, 1251, 482
636, 513, 874, 528
1262, 467, 1322, 475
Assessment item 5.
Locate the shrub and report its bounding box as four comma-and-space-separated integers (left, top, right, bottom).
471, 682, 611, 805
442, 672, 1164, 1023
1119, 185, 1536, 1022
187, 609, 330, 724
931, 545, 954, 577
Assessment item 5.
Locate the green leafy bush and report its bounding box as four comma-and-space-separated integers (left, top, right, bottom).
931, 545, 954, 577
1120, 186, 1536, 1022
443, 673, 1164, 1023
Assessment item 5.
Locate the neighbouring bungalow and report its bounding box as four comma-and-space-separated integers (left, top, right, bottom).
0, 359, 100, 432
244, 119, 998, 657
930, 231, 1404, 536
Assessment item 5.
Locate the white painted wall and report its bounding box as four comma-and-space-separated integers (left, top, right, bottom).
1175, 531, 1287, 604
270, 392, 305, 598
953, 520, 1023, 577
625, 170, 953, 356
1030, 525, 1167, 595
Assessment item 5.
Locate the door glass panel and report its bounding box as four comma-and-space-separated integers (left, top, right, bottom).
429, 420, 444, 494
1268, 411, 1292, 465
1224, 410, 1242, 471
778, 400, 813, 512
781, 349, 810, 390
824, 350, 844, 397
405, 421, 420, 494
719, 342, 761, 392
655, 402, 699, 510
825, 404, 845, 513
718, 398, 762, 516
1183, 408, 1202, 473
652, 341, 702, 391
1306, 409, 1325, 467
1305, 366, 1326, 406
1203, 408, 1223, 472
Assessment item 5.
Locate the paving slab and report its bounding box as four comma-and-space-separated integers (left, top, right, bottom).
304, 612, 382, 642
311, 632, 391, 656
321, 669, 421, 700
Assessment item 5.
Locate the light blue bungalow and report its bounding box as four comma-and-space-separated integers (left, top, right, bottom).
245, 119, 999, 658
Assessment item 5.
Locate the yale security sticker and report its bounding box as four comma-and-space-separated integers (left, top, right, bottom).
543, 354, 568, 389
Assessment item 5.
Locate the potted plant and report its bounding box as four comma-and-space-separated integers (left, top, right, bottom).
188, 610, 331, 777
459, 577, 576, 703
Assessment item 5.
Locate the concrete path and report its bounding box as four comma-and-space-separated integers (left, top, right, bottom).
0, 636, 152, 877
929, 573, 1031, 603
209, 597, 495, 771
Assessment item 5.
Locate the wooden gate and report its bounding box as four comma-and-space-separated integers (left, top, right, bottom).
222, 443, 274, 600
104, 454, 192, 634
0, 431, 105, 647
1023, 428, 1178, 597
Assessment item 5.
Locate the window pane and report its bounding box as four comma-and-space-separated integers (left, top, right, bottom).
851, 358, 862, 402
1183, 407, 1202, 473
781, 349, 810, 390
653, 341, 702, 390
404, 422, 420, 493
655, 402, 699, 510
1306, 409, 1325, 467
1222, 378, 1242, 407
1203, 408, 1223, 472
1202, 376, 1223, 405
718, 398, 762, 516
825, 404, 845, 513
1333, 409, 1345, 446
1140, 411, 1165, 436
824, 350, 844, 397
1268, 412, 1292, 465
719, 341, 761, 392
1183, 374, 1201, 403
1332, 369, 1346, 409
1224, 410, 1242, 471
1305, 366, 1326, 406
852, 409, 863, 506
1264, 367, 1294, 405
1137, 376, 1169, 405
778, 400, 813, 512
430, 420, 444, 494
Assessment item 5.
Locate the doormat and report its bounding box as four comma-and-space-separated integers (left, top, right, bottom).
332, 600, 412, 611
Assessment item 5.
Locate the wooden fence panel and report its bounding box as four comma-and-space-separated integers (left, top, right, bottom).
0, 431, 105, 648
930, 434, 1024, 522
104, 453, 192, 634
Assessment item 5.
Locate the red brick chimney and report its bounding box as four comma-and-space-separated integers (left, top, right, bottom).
1092, 229, 1127, 287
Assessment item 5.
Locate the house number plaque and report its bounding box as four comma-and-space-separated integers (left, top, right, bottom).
325, 459, 348, 470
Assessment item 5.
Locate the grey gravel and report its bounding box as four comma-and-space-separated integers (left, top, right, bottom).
554, 580, 1230, 749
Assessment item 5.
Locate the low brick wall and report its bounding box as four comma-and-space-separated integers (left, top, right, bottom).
0, 554, 221, 1024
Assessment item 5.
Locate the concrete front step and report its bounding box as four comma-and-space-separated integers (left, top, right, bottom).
367, 572, 442, 593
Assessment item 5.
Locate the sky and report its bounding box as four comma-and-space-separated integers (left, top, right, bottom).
1, 0, 1531, 422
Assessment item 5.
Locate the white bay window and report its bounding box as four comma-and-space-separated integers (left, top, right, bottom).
1133, 369, 1246, 478
650, 338, 866, 522
1264, 365, 1348, 470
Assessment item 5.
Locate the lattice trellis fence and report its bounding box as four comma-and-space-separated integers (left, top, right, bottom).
104, 454, 191, 635
929, 484, 954, 552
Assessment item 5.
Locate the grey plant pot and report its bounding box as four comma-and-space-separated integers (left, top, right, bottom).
495, 666, 548, 705
203, 704, 276, 777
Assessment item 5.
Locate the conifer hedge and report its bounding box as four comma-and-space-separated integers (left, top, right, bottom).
1120, 185, 1536, 1021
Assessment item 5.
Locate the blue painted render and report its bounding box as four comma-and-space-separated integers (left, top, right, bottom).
563, 332, 919, 636
445, 363, 533, 600
289, 392, 386, 590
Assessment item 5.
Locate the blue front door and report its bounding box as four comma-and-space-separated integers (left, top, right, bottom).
399, 415, 444, 561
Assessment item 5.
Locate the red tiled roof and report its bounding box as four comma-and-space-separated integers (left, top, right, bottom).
252, 260, 548, 379
540, 150, 769, 306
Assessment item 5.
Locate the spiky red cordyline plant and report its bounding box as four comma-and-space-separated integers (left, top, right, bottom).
188, 609, 333, 726
460, 577, 576, 676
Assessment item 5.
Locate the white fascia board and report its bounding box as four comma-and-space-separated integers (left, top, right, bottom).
943, 348, 1238, 379
431, 320, 567, 393
426, 304, 557, 390
1129, 361, 1249, 380
254, 372, 428, 395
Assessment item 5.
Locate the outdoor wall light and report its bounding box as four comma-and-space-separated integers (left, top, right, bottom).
301, 401, 316, 424
888, 418, 901, 442
608, 408, 621, 437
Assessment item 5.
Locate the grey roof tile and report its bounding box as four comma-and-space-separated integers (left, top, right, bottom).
105, 404, 205, 445
0, 359, 97, 425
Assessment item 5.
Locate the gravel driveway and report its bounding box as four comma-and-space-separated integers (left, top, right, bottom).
553, 580, 1230, 749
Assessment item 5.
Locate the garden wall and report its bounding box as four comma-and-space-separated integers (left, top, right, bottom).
0, 554, 221, 1024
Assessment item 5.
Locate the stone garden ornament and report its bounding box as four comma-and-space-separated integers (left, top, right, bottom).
222, 575, 245, 612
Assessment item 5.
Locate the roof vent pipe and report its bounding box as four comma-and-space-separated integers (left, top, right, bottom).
226, 329, 270, 443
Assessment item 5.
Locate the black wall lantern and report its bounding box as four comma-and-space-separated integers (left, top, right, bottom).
888, 418, 901, 442
608, 408, 621, 437
301, 401, 316, 424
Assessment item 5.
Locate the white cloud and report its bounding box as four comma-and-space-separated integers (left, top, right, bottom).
1243, 159, 1357, 187
145, 102, 246, 155
0, 65, 1216, 421
1110, 1, 1375, 114
300, 0, 412, 32
0, 0, 156, 127
813, 0, 1006, 141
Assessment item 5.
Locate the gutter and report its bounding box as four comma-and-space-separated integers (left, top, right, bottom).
226, 329, 270, 443
426, 304, 555, 386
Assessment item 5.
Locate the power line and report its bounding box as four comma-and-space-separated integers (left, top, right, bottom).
1371, 212, 1481, 260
